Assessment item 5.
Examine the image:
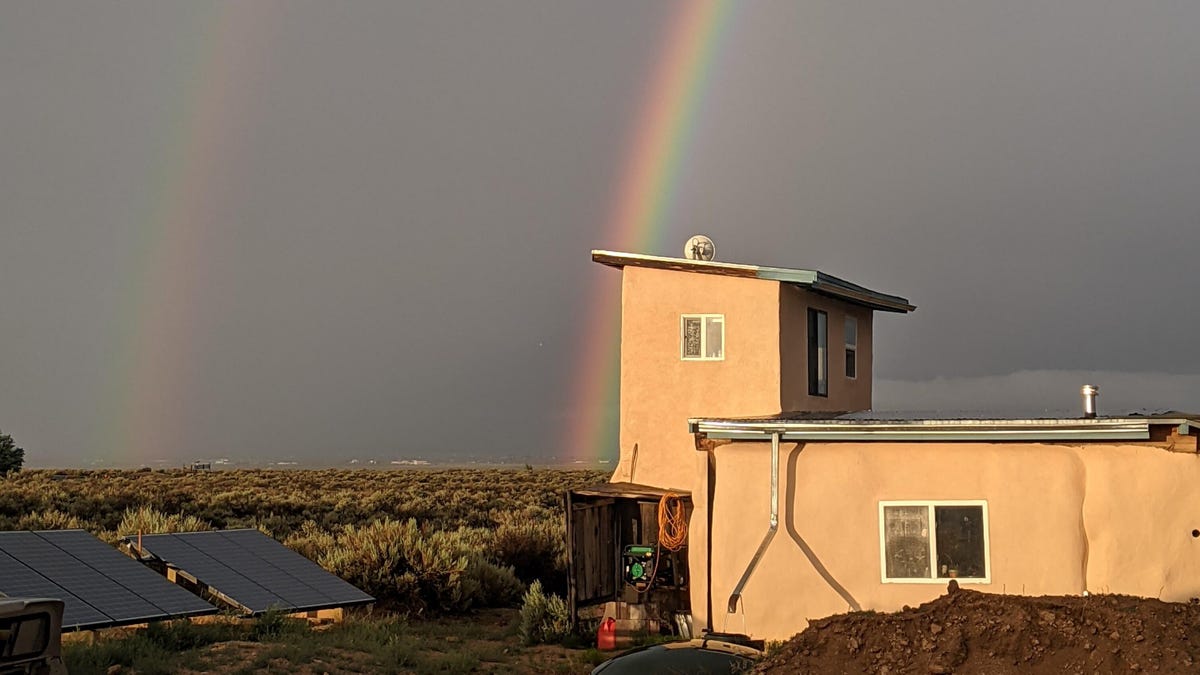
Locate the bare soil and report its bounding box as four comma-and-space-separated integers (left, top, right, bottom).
758, 584, 1200, 674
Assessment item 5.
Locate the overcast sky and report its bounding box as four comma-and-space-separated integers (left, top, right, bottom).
3, 2, 1200, 467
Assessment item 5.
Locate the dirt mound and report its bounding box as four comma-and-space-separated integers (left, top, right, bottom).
758, 584, 1200, 674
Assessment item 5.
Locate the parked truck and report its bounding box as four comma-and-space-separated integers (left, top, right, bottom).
0, 598, 66, 675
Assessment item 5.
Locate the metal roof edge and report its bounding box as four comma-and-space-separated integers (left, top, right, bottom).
592, 250, 914, 313
689, 417, 1152, 442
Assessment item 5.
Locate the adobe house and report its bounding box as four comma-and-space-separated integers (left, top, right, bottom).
567, 247, 1200, 642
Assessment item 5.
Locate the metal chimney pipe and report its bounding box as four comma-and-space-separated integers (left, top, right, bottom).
1081, 385, 1100, 418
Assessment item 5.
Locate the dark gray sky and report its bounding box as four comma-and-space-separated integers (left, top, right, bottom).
3, 2, 1200, 467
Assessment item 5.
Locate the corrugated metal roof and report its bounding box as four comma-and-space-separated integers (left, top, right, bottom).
688, 410, 1200, 443
592, 250, 915, 313
701, 409, 1200, 423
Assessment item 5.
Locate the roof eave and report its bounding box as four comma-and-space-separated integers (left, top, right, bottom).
689, 418, 1152, 442
592, 250, 915, 313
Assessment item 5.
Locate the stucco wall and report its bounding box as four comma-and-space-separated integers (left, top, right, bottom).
1079, 446, 1200, 600
779, 286, 873, 413
692, 440, 1200, 641
614, 266, 782, 492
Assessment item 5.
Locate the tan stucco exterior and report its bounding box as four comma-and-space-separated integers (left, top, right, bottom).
612, 266, 872, 493
696, 439, 1200, 640
588, 253, 1199, 642
779, 284, 873, 413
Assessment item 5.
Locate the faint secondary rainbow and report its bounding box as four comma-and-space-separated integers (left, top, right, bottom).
565, 0, 735, 462
100, 5, 271, 465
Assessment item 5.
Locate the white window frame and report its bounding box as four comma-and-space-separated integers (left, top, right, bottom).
680, 314, 725, 361
878, 500, 990, 584
845, 316, 858, 380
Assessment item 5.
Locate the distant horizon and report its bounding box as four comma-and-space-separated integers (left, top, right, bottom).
21, 367, 1200, 469
22, 455, 616, 471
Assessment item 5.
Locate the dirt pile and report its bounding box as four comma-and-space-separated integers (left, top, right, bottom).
758, 584, 1200, 674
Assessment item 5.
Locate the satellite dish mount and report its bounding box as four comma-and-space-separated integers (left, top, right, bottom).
684, 235, 715, 261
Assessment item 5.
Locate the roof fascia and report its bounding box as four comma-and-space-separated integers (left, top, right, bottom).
689, 418, 1152, 443
592, 250, 914, 313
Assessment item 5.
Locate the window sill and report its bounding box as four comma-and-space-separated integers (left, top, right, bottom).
881, 577, 990, 585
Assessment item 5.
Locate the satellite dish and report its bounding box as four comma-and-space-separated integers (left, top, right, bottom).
684, 235, 715, 261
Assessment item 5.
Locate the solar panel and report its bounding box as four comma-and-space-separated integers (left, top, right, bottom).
218, 529, 373, 607
135, 530, 373, 615
36, 530, 214, 619
134, 534, 289, 613
0, 548, 108, 630
0, 530, 218, 631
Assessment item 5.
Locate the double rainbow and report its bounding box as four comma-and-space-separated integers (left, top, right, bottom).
102, 5, 271, 464
565, 0, 735, 462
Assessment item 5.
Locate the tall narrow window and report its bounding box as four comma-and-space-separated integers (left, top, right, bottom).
681, 314, 724, 361
845, 316, 858, 379
807, 309, 827, 396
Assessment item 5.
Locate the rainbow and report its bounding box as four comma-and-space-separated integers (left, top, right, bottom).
565, 0, 735, 462
100, 5, 271, 465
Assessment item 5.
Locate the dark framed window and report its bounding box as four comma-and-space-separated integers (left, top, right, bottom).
807, 309, 827, 396
879, 501, 990, 583
845, 316, 858, 379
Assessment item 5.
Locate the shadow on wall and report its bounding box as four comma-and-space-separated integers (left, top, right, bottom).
785, 444, 862, 612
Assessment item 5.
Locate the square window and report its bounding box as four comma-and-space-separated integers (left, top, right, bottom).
879, 501, 989, 583
681, 314, 724, 361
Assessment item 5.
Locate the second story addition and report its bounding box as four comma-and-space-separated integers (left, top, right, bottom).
592, 248, 914, 492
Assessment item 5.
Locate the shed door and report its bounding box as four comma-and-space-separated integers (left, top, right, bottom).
567, 496, 617, 613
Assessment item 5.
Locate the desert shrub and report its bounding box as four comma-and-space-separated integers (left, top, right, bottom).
0, 467, 606, 613
251, 608, 309, 641
117, 506, 211, 535
15, 509, 85, 530
283, 520, 336, 560
490, 508, 567, 592
316, 518, 523, 615
518, 580, 570, 645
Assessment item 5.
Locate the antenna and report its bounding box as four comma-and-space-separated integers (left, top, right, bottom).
684, 235, 715, 261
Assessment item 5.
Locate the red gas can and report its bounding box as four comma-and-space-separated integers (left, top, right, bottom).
597, 617, 617, 650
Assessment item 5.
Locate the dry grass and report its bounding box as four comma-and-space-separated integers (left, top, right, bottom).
67, 609, 607, 675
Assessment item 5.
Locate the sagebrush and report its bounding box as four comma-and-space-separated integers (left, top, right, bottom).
1, 468, 606, 615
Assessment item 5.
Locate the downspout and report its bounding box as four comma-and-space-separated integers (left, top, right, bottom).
726, 431, 780, 614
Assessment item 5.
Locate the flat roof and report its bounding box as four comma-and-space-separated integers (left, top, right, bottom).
689, 410, 1200, 442
592, 250, 915, 313
569, 481, 690, 500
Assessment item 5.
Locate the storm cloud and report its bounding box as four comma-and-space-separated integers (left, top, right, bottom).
2, 2, 1199, 466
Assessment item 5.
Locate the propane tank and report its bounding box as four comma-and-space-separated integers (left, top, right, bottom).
597, 617, 617, 650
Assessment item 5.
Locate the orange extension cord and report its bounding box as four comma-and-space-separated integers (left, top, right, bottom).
625, 493, 689, 592
657, 492, 688, 551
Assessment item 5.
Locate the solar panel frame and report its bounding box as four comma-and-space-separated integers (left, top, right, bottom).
136, 530, 373, 615
217, 530, 374, 606
0, 547, 109, 631
36, 530, 215, 620
190, 534, 334, 609
0, 532, 163, 626
136, 533, 291, 614
0, 530, 219, 631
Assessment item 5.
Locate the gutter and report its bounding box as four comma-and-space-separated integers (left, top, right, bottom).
726, 431, 782, 615
689, 418, 1151, 443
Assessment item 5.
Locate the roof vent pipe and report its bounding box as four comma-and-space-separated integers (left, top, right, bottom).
1081, 385, 1100, 419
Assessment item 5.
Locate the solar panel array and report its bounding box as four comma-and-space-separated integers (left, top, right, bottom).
0, 530, 217, 631
134, 530, 374, 615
